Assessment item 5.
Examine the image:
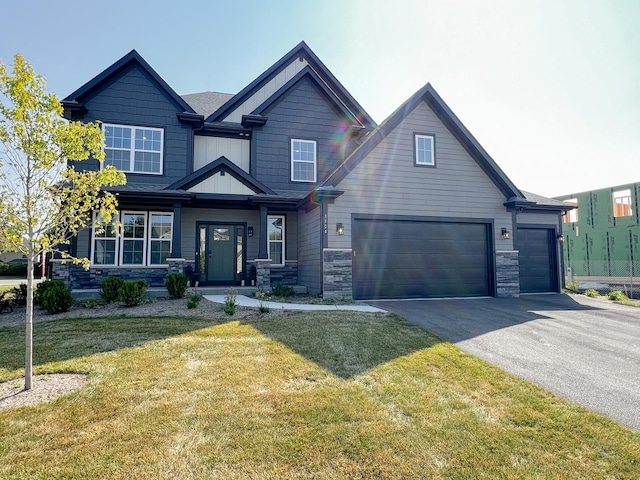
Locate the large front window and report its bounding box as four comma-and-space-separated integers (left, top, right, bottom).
91, 211, 173, 266
291, 139, 316, 182
103, 124, 164, 174
267, 215, 285, 266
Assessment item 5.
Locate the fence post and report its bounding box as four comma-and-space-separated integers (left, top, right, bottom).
630, 260, 634, 299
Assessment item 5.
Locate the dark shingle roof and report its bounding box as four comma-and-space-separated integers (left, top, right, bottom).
181, 91, 235, 117
521, 190, 570, 208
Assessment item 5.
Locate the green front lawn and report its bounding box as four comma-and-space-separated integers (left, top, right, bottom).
1, 313, 639, 479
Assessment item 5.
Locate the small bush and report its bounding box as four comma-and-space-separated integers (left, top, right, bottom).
41, 284, 74, 314
272, 283, 294, 297
119, 280, 148, 307
79, 298, 101, 308
100, 276, 124, 303
565, 281, 580, 293
608, 290, 628, 301
35, 279, 66, 305
584, 289, 600, 298
0, 261, 28, 277
9, 284, 28, 306
186, 293, 202, 309
255, 291, 269, 313
166, 273, 188, 299
224, 287, 237, 316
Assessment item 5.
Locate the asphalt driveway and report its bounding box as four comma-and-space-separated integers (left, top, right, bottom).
369, 294, 640, 430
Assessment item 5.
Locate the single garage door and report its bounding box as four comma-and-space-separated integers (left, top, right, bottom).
352, 218, 492, 299
516, 228, 558, 293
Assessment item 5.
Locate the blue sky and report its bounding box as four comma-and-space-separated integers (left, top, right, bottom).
1, 0, 638, 197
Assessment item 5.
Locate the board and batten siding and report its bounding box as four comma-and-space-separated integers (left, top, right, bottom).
180, 208, 297, 263
222, 58, 309, 123
297, 206, 321, 293
329, 100, 513, 249
187, 173, 256, 195
193, 136, 250, 172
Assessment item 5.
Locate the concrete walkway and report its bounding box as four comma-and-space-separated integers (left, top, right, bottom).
204, 295, 386, 313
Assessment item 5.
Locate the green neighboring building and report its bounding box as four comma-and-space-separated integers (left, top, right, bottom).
555, 182, 640, 278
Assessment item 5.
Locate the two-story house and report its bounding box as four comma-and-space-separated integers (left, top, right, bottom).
57, 41, 568, 299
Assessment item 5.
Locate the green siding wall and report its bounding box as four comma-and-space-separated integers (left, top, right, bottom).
556, 182, 640, 276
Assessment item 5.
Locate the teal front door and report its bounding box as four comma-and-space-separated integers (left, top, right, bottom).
199, 224, 245, 284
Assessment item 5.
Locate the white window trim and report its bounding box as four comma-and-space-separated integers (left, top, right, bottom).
415, 134, 435, 166
119, 212, 148, 266
267, 215, 286, 267
90, 211, 118, 266
102, 123, 164, 175
290, 139, 317, 183
147, 211, 174, 266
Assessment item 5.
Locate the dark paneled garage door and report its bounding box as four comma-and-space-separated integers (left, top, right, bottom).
352, 218, 492, 300
516, 228, 558, 293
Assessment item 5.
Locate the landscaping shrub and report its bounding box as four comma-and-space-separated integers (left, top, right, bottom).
100, 276, 124, 303
0, 261, 28, 277
565, 281, 580, 293
584, 289, 600, 298
35, 279, 66, 305
272, 283, 294, 297
119, 279, 148, 307
255, 291, 269, 313
41, 283, 74, 314
10, 284, 28, 306
166, 273, 188, 299
224, 287, 237, 316
608, 290, 627, 301
186, 293, 202, 309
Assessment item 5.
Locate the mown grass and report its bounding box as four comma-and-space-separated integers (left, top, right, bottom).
1, 312, 639, 479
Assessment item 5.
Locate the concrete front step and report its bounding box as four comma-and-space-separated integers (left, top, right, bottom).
72, 285, 307, 300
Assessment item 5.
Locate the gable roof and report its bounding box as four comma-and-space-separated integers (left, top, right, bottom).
167, 156, 274, 195
62, 50, 195, 114
205, 41, 376, 127
182, 91, 235, 117
322, 82, 523, 200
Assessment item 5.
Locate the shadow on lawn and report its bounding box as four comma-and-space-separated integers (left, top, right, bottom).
0, 312, 439, 380
0, 316, 220, 373
247, 313, 441, 379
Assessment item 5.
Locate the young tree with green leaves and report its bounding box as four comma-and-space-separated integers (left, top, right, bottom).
0, 54, 126, 390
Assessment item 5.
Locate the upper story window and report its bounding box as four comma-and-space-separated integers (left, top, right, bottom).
613, 189, 633, 218
291, 139, 316, 182
415, 133, 435, 166
563, 199, 578, 223
103, 124, 164, 175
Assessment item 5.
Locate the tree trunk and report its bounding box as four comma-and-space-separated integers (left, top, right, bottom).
25, 247, 34, 391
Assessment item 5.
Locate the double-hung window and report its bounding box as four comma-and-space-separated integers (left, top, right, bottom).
103, 124, 164, 174
91, 211, 173, 266
291, 139, 316, 182
613, 189, 633, 218
267, 215, 285, 266
415, 134, 435, 166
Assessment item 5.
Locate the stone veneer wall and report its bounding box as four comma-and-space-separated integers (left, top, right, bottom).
495, 250, 520, 297
251, 259, 272, 291
270, 261, 298, 286
323, 249, 353, 300
51, 259, 196, 290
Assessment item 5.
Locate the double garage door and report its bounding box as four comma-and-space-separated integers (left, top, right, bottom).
352, 218, 493, 300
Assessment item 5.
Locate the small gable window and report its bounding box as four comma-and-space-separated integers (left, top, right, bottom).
291, 139, 316, 182
414, 133, 435, 166
103, 124, 164, 175
613, 189, 633, 218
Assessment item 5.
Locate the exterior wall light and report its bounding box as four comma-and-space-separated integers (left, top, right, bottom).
248, 226, 253, 237
501, 228, 511, 239
557, 234, 564, 243
336, 223, 345, 235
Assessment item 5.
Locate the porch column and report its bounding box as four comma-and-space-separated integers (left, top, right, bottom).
171, 202, 182, 258
258, 205, 268, 259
